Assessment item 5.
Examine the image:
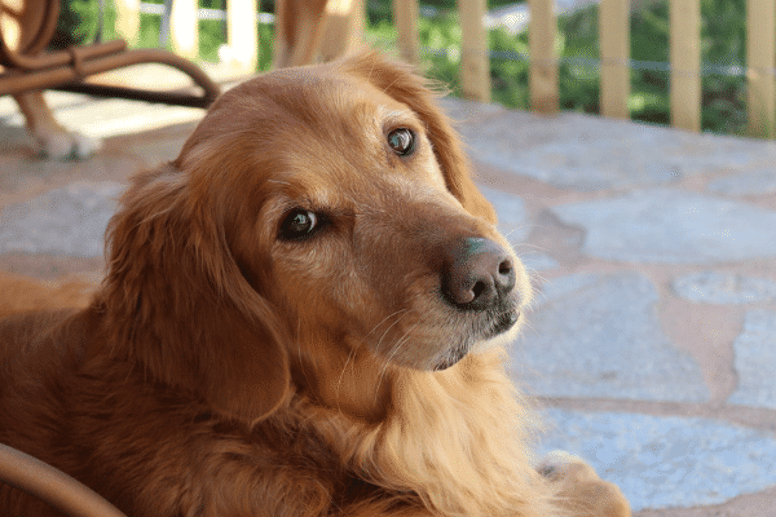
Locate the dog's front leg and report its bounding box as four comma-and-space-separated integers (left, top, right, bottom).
13, 90, 101, 160
538, 451, 631, 517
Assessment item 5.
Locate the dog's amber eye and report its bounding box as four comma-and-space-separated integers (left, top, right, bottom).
279, 210, 320, 240
387, 128, 416, 156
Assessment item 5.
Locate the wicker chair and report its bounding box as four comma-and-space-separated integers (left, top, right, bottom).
0, 0, 220, 107
0, 443, 126, 517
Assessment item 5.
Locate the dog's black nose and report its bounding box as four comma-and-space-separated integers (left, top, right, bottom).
442, 237, 516, 310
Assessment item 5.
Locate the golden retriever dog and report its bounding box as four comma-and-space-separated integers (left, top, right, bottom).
0, 53, 630, 517
1, 0, 101, 159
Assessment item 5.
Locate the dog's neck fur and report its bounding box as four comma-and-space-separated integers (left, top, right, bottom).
287, 329, 395, 423
299, 350, 559, 517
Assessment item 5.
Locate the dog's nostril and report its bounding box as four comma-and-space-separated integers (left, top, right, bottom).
471, 280, 487, 300
498, 258, 513, 276
442, 238, 517, 310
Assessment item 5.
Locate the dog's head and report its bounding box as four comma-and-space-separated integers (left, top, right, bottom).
103, 53, 531, 424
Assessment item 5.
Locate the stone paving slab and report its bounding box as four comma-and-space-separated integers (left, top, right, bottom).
549, 189, 776, 264
449, 106, 776, 192
540, 409, 776, 511
477, 184, 531, 243
460, 105, 776, 514
707, 169, 776, 196
507, 271, 710, 402
0, 181, 124, 258
673, 273, 776, 305
728, 310, 776, 410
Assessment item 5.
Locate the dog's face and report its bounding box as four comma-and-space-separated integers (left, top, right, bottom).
106, 53, 531, 422
179, 56, 530, 372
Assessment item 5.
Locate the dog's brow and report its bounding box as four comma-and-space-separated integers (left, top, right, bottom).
382, 109, 420, 128
273, 180, 339, 211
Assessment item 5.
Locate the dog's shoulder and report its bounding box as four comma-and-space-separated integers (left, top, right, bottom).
0, 308, 95, 395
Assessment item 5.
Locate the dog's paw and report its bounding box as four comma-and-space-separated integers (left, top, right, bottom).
34, 129, 102, 160
538, 451, 631, 517
537, 451, 597, 482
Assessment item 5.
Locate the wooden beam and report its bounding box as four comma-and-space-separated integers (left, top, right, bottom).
320, 0, 366, 62
529, 0, 558, 113
272, 0, 287, 65
669, 0, 701, 132
747, 0, 776, 138
170, 0, 199, 60
459, 0, 491, 102
114, 0, 140, 45
600, 0, 630, 119
393, 0, 420, 64
226, 0, 258, 72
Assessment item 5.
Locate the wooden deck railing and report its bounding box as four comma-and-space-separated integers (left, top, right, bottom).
115, 0, 776, 137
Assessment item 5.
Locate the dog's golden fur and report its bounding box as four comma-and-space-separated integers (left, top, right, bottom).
0, 53, 629, 517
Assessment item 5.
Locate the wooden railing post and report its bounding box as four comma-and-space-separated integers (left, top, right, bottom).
669, 0, 701, 132
393, 0, 420, 64
459, 0, 491, 102
600, 0, 630, 119
529, 0, 558, 114
114, 0, 140, 45
320, 0, 366, 62
747, 0, 776, 138
170, 0, 199, 60
272, 0, 287, 66
226, 0, 259, 72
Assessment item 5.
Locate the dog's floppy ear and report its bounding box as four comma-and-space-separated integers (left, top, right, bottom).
340, 52, 497, 223
101, 165, 290, 424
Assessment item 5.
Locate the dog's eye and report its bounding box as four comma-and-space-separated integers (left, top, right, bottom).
387, 128, 416, 156
279, 210, 321, 240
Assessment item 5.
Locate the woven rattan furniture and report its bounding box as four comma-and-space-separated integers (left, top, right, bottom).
0, 0, 219, 107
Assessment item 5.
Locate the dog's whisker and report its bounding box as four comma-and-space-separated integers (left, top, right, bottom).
370, 289, 426, 355
373, 337, 402, 399
373, 310, 413, 358
335, 347, 357, 414
365, 308, 409, 341
513, 241, 547, 254
373, 317, 421, 402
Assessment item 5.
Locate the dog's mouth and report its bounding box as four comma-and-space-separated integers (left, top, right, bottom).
433, 345, 468, 371
483, 309, 520, 340
433, 309, 520, 371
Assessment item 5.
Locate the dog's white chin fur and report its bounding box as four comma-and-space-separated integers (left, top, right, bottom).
471, 312, 524, 355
